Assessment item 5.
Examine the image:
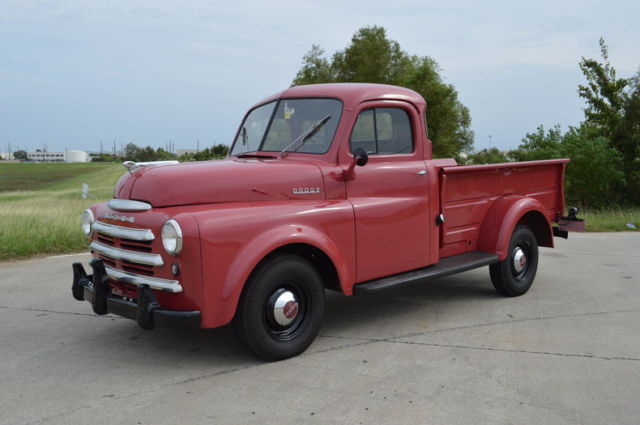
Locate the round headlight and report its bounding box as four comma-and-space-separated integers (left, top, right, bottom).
161, 219, 183, 255
81, 209, 95, 236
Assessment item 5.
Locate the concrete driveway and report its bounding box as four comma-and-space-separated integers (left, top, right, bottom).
1, 233, 639, 425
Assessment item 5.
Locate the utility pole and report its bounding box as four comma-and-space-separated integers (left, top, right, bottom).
488, 134, 493, 150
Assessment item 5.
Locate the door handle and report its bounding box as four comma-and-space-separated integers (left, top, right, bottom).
416, 170, 427, 175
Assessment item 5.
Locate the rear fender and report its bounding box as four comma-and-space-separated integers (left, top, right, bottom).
478, 195, 553, 260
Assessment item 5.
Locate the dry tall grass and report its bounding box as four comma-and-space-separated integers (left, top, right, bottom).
0, 163, 124, 260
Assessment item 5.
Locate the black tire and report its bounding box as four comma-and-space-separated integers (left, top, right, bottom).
490, 224, 539, 297
232, 254, 325, 361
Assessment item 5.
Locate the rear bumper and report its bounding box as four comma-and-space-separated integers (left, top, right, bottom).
553, 211, 586, 239
72, 258, 200, 330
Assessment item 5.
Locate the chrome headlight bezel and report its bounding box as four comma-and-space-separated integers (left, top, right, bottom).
161, 219, 183, 256
81, 209, 95, 236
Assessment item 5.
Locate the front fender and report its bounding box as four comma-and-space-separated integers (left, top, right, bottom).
478, 195, 552, 260
222, 223, 354, 302
190, 201, 355, 328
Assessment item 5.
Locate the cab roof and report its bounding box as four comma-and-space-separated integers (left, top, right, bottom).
254, 83, 426, 110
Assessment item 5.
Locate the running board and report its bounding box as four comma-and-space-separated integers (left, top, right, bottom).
353, 251, 500, 295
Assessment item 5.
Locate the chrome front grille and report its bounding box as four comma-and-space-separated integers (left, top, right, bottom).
97, 235, 115, 246
89, 220, 182, 293
89, 241, 164, 266
105, 266, 182, 293
121, 260, 155, 276
92, 221, 154, 241
120, 240, 152, 252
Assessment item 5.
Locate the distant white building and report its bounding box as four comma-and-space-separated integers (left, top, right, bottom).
0, 152, 14, 160
66, 150, 89, 162
26, 150, 90, 163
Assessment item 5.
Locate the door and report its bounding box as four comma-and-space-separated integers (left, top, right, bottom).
345, 103, 431, 282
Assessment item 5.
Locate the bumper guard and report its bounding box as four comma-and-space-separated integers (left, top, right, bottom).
71, 259, 200, 330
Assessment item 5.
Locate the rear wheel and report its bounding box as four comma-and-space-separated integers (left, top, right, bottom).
232, 254, 325, 361
490, 225, 539, 297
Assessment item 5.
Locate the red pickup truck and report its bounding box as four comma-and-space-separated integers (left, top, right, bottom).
72, 83, 580, 360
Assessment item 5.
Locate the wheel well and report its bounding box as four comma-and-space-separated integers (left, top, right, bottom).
260, 244, 341, 292
518, 211, 553, 248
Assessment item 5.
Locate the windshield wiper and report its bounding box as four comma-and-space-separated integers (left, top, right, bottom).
234, 153, 277, 159
281, 115, 331, 157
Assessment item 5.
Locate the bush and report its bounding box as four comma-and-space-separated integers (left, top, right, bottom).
561, 127, 625, 208
512, 125, 624, 209
465, 148, 508, 164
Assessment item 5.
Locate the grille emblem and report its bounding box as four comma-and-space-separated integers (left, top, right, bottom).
104, 214, 135, 223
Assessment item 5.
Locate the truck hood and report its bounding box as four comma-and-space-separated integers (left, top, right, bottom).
113, 158, 325, 207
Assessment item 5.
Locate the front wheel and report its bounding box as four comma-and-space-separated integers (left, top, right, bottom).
232, 254, 325, 361
490, 224, 539, 297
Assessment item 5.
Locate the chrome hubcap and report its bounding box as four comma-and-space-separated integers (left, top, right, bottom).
272, 290, 299, 327
512, 247, 527, 274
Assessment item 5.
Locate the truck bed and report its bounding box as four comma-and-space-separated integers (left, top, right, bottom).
437, 159, 569, 258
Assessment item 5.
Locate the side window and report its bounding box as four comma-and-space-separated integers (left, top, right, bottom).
350, 109, 375, 154
350, 107, 413, 155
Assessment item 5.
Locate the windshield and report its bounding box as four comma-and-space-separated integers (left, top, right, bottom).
231, 98, 342, 155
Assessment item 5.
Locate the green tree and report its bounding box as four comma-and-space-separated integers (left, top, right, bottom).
466, 147, 508, 164
514, 124, 624, 208
561, 126, 624, 209
179, 144, 229, 162
330, 27, 414, 84
294, 45, 334, 84
13, 150, 28, 160
509, 125, 563, 162
154, 147, 176, 161
91, 154, 118, 162
122, 143, 178, 162
613, 71, 640, 204
123, 143, 141, 161
578, 38, 628, 140
513, 39, 640, 207
578, 38, 640, 205
211, 144, 229, 157
292, 26, 474, 158
404, 56, 473, 158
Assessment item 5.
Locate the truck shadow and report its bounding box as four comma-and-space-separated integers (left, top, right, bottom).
78, 271, 499, 367
321, 272, 497, 335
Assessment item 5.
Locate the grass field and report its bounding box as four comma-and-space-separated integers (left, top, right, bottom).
0, 162, 125, 260
0, 162, 637, 261
582, 208, 640, 232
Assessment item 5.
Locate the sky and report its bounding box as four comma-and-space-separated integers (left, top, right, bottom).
1, 0, 639, 154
